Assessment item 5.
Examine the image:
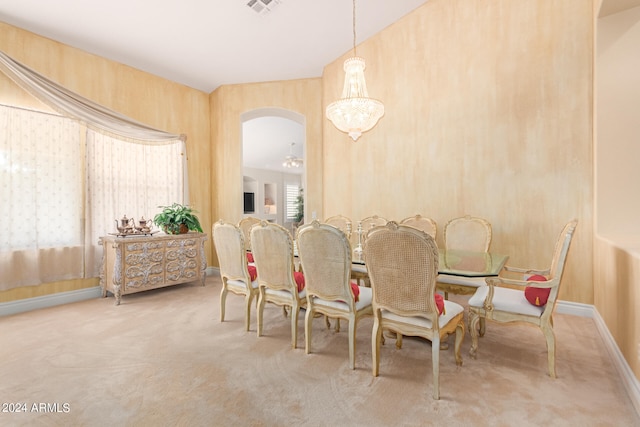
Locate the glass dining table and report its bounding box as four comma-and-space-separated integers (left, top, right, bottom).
351, 248, 509, 278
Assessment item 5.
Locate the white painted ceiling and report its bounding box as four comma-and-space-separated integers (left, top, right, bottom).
2, 0, 639, 174
0, 0, 429, 174
0, 0, 429, 93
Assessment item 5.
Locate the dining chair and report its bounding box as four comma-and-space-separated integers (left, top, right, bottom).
468, 219, 578, 378
437, 215, 493, 299
400, 214, 437, 239
324, 214, 353, 240
352, 215, 388, 287
212, 220, 259, 331
297, 220, 373, 369
250, 221, 307, 349
238, 216, 260, 254
364, 221, 464, 400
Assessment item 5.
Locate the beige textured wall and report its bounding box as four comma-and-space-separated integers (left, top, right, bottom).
596, 6, 640, 381
209, 79, 323, 230
0, 23, 212, 302
321, 0, 594, 304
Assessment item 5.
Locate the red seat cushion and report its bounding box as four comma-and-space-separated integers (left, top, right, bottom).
247, 265, 257, 282
294, 271, 305, 292
435, 293, 445, 315
350, 282, 360, 302
246, 252, 254, 263
524, 274, 550, 306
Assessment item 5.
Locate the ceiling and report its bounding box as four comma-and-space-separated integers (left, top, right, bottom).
0, 0, 429, 93
0, 0, 429, 175
2, 0, 639, 174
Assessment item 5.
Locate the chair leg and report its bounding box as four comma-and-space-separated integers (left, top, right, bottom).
305, 306, 313, 355
372, 318, 382, 377
290, 304, 299, 349
396, 333, 403, 349
219, 287, 228, 323
542, 324, 557, 378
431, 335, 440, 400
244, 293, 254, 332
257, 292, 266, 338
348, 318, 356, 370
454, 318, 464, 367
479, 318, 486, 337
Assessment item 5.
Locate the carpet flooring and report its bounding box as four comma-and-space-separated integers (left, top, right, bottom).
0, 273, 638, 426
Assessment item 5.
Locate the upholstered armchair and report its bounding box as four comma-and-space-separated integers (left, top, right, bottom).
467, 220, 578, 378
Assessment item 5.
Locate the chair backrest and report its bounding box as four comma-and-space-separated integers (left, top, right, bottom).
360, 215, 388, 232
213, 220, 251, 282
250, 221, 297, 293
444, 215, 492, 252
400, 214, 437, 239
297, 220, 354, 307
545, 219, 578, 309
364, 222, 441, 322
238, 217, 260, 251
324, 215, 352, 239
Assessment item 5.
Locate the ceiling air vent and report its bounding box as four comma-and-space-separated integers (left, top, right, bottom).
246, 0, 281, 16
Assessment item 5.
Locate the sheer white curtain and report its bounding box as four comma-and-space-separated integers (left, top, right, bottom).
0, 105, 85, 289
0, 52, 189, 290
84, 131, 185, 277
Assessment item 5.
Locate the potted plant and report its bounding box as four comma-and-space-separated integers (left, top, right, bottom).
154, 203, 203, 234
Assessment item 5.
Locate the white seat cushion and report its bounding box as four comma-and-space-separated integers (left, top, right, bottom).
312, 286, 373, 311
265, 287, 307, 299
437, 274, 487, 287
468, 286, 544, 317
381, 300, 464, 329
227, 278, 258, 292
351, 264, 367, 274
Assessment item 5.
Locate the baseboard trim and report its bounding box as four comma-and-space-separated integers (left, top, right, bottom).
557, 300, 640, 416
593, 307, 640, 416
0, 286, 103, 317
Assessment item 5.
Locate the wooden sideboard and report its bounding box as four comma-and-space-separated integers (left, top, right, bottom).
99, 232, 208, 305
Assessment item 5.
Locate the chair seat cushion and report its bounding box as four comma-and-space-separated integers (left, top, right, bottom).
351, 281, 360, 302
248, 265, 257, 281
315, 286, 372, 311
381, 300, 463, 329
227, 278, 258, 292
294, 271, 305, 292
469, 286, 544, 317
437, 274, 487, 287
351, 264, 367, 274
265, 287, 307, 299
434, 293, 445, 315
524, 274, 550, 306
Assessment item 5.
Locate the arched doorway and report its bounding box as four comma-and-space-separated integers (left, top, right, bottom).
241, 108, 305, 234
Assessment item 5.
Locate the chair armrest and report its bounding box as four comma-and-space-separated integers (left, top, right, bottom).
482, 276, 553, 311
503, 265, 550, 276
486, 276, 553, 289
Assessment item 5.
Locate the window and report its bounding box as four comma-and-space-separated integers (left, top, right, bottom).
285, 184, 301, 222
0, 105, 185, 289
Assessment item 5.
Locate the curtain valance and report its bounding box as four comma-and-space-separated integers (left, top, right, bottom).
0, 50, 185, 144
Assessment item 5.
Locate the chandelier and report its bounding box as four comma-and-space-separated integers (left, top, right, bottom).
326, 0, 384, 141
282, 142, 303, 168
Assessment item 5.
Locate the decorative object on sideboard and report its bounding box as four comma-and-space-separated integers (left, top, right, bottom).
153, 203, 203, 234
111, 214, 157, 237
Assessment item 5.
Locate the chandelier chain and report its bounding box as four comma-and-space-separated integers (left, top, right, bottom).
352, 0, 357, 56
